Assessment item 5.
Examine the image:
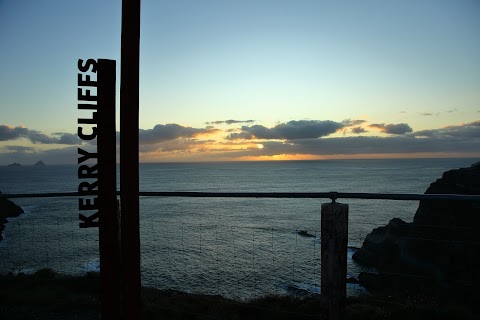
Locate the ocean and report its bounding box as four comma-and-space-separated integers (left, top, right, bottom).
0, 158, 476, 299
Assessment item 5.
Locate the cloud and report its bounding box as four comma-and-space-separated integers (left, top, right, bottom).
52, 132, 82, 145
227, 120, 345, 140
0, 125, 80, 145
30, 131, 80, 145
245, 135, 480, 157
418, 112, 442, 117
3, 119, 479, 164
369, 123, 413, 135
139, 139, 216, 153
189, 133, 480, 161
0, 125, 28, 141
0, 123, 218, 149
206, 119, 255, 125
0, 145, 79, 165
4, 146, 35, 152
28, 131, 60, 144
412, 120, 480, 138
342, 119, 366, 126
351, 127, 367, 134
139, 124, 219, 144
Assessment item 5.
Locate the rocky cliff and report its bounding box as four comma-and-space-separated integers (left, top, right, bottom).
353, 162, 480, 297
0, 195, 24, 241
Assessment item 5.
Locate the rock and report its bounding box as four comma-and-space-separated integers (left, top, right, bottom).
353, 162, 480, 297
0, 197, 23, 218
0, 196, 24, 241
297, 230, 316, 238
34, 160, 46, 166
346, 277, 359, 284
7, 162, 21, 167
352, 218, 408, 269
414, 165, 480, 226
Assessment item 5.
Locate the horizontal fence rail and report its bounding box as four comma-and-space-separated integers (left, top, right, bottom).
3, 191, 480, 202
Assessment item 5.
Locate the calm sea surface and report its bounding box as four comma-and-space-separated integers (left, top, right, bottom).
0, 158, 476, 299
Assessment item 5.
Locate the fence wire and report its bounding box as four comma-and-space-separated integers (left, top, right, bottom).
139, 219, 322, 300
1, 193, 479, 318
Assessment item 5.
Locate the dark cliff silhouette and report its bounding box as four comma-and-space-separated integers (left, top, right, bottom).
0, 195, 24, 241
353, 161, 480, 301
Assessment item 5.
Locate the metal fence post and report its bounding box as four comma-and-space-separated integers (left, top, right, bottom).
321, 202, 348, 320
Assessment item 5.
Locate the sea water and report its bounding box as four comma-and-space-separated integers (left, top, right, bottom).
0, 158, 476, 299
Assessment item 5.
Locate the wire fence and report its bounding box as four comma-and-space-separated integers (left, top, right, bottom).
1, 192, 479, 318
0, 203, 323, 299
139, 219, 323, 299
0, 207, 99, 276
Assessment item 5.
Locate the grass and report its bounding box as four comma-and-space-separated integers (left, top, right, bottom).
0, 269, 478, 319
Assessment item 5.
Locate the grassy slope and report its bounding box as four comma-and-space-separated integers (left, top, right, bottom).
0, 269, 477, 320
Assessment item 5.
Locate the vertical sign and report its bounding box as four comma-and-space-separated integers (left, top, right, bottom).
77, 58, 121, 319
77, 59, 99, 228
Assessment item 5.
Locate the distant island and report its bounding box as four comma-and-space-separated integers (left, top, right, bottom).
7, 162, 21, 167
5, 161, 46, 166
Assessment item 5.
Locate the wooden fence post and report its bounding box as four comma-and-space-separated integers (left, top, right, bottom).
97, 59, 121, 319
321, 202, 348, 320
120, 0, 141, 319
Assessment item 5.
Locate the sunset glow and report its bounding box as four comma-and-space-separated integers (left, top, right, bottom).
0, 0, 479, 164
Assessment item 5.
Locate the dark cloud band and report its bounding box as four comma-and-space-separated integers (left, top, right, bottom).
0, 125, 80, 145
227, 120, 345, 140
139, 124, 219, 144
369, 123, 413, 135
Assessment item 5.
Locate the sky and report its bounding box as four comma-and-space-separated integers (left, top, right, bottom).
0, 0, 479, 164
